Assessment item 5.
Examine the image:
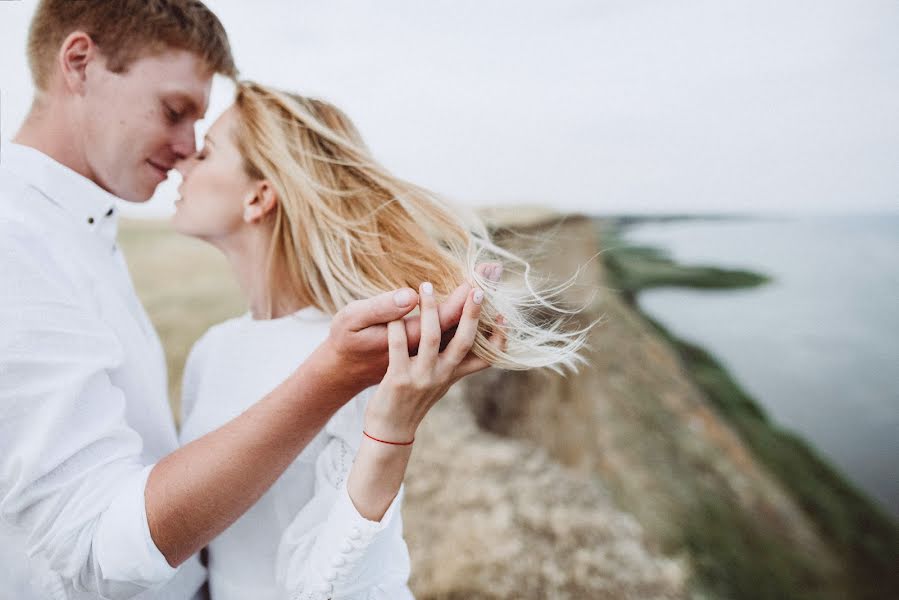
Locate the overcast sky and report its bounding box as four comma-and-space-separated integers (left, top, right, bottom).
1, 0, 897, 217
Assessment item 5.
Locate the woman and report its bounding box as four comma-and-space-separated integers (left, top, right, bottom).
172, 81, 589, 599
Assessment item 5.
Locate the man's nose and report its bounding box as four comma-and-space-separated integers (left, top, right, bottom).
171, 124, 197, 161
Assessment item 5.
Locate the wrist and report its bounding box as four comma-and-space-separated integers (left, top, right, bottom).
362, 413, 418, 446
363, 430, 415, 446
307, 340, 367, 398
356, 434, 414, 474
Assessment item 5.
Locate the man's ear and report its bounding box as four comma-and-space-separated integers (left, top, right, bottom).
58, 31, 97, 94
243, 180, 279, 224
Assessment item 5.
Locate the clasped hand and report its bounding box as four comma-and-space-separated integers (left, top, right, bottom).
318, 263, 503, 391
364, 280, 505, 443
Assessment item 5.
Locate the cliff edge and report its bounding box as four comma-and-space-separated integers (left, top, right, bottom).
401, 211, 852, 599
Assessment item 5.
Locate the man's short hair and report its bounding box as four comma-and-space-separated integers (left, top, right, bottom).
27, 0, 238, 90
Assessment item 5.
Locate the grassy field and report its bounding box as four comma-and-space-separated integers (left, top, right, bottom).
116, 216, 689, 599
116, 215, 898, 599
118, 219, 246, 421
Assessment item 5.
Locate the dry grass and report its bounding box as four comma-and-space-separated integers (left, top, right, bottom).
118, 219, 245, 421
117, 213, 899, 599
117, 216, 686, 599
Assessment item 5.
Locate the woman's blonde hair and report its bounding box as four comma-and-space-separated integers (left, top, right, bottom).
232, 80, 594, 373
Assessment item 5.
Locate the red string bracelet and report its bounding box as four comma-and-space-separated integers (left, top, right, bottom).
363, 430, 415, 446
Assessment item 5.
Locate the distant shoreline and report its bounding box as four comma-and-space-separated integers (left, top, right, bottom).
596, 215, 899, 599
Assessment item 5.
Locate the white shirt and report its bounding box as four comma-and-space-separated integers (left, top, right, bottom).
0, 142, 206, 599
179, 309, 414, 600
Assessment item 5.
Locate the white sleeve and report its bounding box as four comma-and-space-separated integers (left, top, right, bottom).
0, 226, 177, 598
275, 388, 412, 600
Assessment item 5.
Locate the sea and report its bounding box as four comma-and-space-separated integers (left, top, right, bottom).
620, 214, 899, 519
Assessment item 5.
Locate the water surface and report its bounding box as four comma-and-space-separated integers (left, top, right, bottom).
623, 215, 899, 518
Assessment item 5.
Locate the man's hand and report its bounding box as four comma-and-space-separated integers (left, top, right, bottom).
319, 263, 502, 390
146, 263, 504, 565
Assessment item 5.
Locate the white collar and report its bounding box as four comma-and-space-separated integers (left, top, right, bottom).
0, 141, 123, 248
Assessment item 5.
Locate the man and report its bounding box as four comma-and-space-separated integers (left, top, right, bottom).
0, 2, 494, 598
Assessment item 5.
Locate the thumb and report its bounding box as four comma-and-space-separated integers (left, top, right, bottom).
339, 287, 419, 332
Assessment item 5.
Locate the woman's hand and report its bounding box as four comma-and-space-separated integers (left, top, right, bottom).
363, 281, 506, 443
318, 263, 502, 393
347, 279, 504, 521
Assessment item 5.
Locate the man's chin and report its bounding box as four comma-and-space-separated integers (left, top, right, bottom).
114, 181, 160, 203
91, 169, 159, 202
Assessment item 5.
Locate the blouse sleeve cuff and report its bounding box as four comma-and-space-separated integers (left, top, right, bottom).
93, 463, 178, 587
333, 479, 404, 537
288, 482, 404, 598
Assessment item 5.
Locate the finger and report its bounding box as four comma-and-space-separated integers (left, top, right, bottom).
341, 288, 419, 333
403, 280, 470, 352
452, 354, 491, 379
443, 287, 483, 365
436, 262, 496, 351
437, 279, 471, 332
451, 312, 506, 378
402, 260, 495, 351
475, 261, 503, 283
386, 320, 411, 371
490, 314, 508, 353
489, 264, 503, 282
416, 282, 440, 368
437, 325, 458, 353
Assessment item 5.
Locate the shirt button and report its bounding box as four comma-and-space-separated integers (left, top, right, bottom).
332, 555, 346, 567
349, 526, 362, 540
340, 541, 352, 553
316, 582, 333, 595
323, 569, 337, 582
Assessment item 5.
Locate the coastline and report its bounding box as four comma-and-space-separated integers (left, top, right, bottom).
597, 215, 899, 599
117, 213, 899, 599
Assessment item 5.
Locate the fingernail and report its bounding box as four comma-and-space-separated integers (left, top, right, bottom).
421, 282, 433, 296
489, 265, 503, 282
394, 290, 413, 306
473, 289, 484, 304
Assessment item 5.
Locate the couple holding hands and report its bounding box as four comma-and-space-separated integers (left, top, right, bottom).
0, 1, 585, 599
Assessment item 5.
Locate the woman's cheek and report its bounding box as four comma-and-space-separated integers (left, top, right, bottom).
170, 200, 194, 235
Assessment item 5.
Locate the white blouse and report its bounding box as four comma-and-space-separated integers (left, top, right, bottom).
179, 308, 414, 600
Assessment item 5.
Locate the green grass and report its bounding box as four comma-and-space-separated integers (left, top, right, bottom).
651, 314, 899, 600
598, 217, 899, 600
599, 229, 769, 306
681, 494, 833, 600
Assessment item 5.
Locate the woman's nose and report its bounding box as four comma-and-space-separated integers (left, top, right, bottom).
174, 155, 192, 178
